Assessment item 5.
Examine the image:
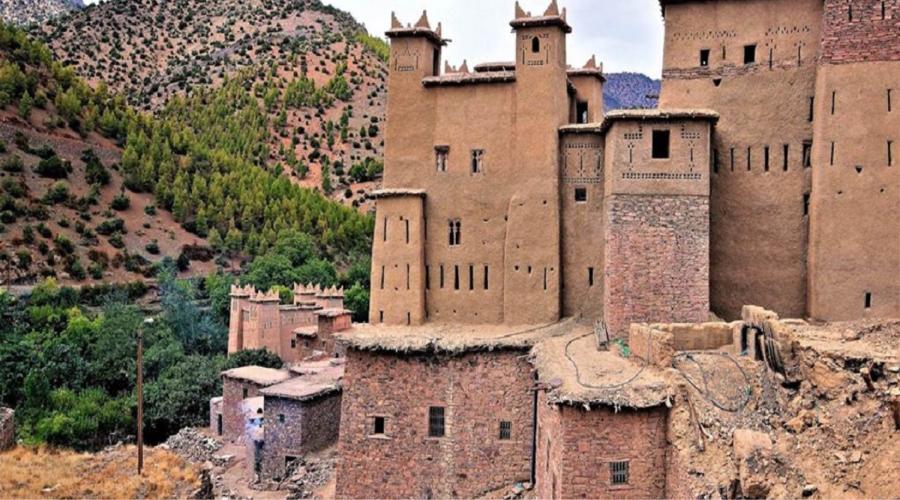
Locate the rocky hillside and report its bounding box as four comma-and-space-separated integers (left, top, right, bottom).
604, 72, 660, 110
33, 0, 387, 210
0, 0, 83, 26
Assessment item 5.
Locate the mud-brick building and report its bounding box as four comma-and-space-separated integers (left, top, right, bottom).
220, 366, 291, 441
259, 360, 344, 480
227, 284, 351, 363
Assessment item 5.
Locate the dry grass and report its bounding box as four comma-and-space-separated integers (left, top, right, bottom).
0, 445, 201, 499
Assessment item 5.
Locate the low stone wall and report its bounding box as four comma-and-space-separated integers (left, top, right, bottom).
630, 322, 738, 368
1, 407, 15, 451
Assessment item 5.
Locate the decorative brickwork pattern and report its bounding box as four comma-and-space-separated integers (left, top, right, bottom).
604, 195, 710, 337
335, 349, 534, 499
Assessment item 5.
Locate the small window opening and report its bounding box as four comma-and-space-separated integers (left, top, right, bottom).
783, 144, 790, 171
471, 149, 485, 174
435, 146, 449, 172
883, 1, 887, 19
433, 48, 440, 76
531, 37, 541, 53
383, 216, 388, 241
831, 142, 836, 165
426, 265, 430, 289
576, 101, 589, 124
831, 91, 836, 114
699, 49, 710, 67
803, 193, 810, 216
379, 310, 384, 323
499, 421, 512, 440
428, 407, 445, 437
610, 461, 630, 485
713, 78, 722, 87
483, 265, 489, 290
743, 44, 757, 64
405, 219, 410, 243
849, 4, 853, 21
730, 147, 735, 171
722, 46, 727, 60
803, 141, 812, 168
407, 312, 411, 325
652, 130, 670, 159
747, 147, 752, 171
865, 292, 873, 309
278, 414, 285, 423
406, 263, 410, 290
380, 265, 385, 289
291, 338, 296, 349
468, 265, 474, 291
588, 267, 595, 287
242, 387, 248, 399
764, 146, 770, 171
543, 267, 548, 291
440, 265, 445, 289
888, 140, 893, 166
808, 97, 815, 122
797, 45, 803, 66
373, 416, 385, 435
574, 187, 587, 202
448, 220, 461, 246
769, 47, 774, 69
454, 265, 460, 290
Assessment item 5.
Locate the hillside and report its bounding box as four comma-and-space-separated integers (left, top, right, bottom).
34, 0, 388, 211
604, 72, 660, 110
0, 0, 82, 27
0, 24, 373, 286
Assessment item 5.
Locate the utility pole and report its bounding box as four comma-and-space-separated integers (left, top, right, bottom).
137, 317, 154, 475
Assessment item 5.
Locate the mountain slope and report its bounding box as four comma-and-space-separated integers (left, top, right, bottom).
0, 0, 83, 26
603, 72, 660, 110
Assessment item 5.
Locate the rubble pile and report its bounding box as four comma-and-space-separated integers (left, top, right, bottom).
161, 427, 223, 464
280, 452, 337, 499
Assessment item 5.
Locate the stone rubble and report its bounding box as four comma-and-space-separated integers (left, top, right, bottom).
161, 427, 223, 464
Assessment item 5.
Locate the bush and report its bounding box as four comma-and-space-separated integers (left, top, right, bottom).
95, 218, 125, 236
44, 181, 69, 203
108, 233, 125, 249
144, 204, 157, 216
53, 235, 75, 255
110, 192, 130, 211
1, 155, 23, 172
35, 155, 69, 179
145, 240, 160, 255
223, 349, 283, 370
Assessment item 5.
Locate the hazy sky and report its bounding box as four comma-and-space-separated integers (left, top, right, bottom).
81, 0, 665, 76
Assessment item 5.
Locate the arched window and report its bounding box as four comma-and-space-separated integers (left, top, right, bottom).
531, 37, 541, 53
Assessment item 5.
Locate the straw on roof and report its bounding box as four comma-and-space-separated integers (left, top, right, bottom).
221, 366, 291, 386
337, 318, 580, 354
293, 325, 318, 338
423, 71, 516, 87
531, 330, 672, 409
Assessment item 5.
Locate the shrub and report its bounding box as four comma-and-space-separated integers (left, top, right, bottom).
144, 204, 156, 216
1, 155, 23, 172
108, 233, 125, 249
95, 218, 125, 236
44, 181, 70, 203
53, 235, 75, 255
35, 155, 69, 179
110, 192, 130, 211
144, 240, 160, 255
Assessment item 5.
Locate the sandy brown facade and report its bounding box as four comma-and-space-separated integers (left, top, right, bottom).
659, 0, 899, 320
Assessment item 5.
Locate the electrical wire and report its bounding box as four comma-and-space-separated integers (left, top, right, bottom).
672, 351, 752, 413
564, 332, 647, 390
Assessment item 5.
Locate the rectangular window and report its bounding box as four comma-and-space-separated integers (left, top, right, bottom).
883, 1, 887, 19
405, 219, 410, 243
448, 219, 461, 246
454, 265, 460, 290
425, 265, 430, 290
783, 144, 790, 171
652, 130, 670, 159
769, 47, 774, 69
373, 416, 385, 435
242, 387, 248, 399
832, 91, 837, 114
798, 45, 803, 66
499, 421, 512, 440
483, 265, 490, 290
383, 217, 388, 241
743, 44, 757, 64
889, 141, 894, 166
865, 292, 873, 309
588, 267, 595, 287
471, 149, 485, 174
468, 265, 474, 291
803, 193, 810, 216
576, 101, 589, 124
764, 146, 770, 171
747, 147, 752, 171
574, 187, 587, 202
803, 141, 812, 168
406, 264, 410, 290
809, 97, 815, 122
440, 265, 445, 289
380, 265, 385, 289
722, 45, 727, 60
428, 407, 445, 438
610, 461, 630, 485
699, 49, 710, 67
278, 414, 285, 423
379, 310, 384, 323
291, 338, 296, 349
435, 146, 449, 172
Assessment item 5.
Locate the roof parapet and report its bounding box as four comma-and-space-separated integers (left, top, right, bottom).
567, 55, 605, 81
386, 10, 449, 46
510, 0, 572, 33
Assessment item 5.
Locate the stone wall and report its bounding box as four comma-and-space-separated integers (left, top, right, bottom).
604, 195, 709, 338
209, 397, 223, 436
534, 398, 668, 499
0, 407, 14, 451
335, 349, 534, 499
821, 0, 900, 64
221, 378, 263, 441
261, 393, 342, 479
630, 322, 738, 368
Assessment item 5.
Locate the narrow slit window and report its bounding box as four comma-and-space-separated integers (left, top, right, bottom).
380, 266, 385, 289
405, 219, 410, 243
797, 45, 802, 66
373, 416, 385, 435
883, 1, 887, 19
865, 292, 873, 309
383, 217, 388, 241
803, 141, 812, 168
849, 4, 853, 21
769, 47, 774, 69
574, 187, 587, 203
730, 147, 735, 171
764, 146, 770, 171
499, 421, 512, 440
808, 97, 815, 122
426, 265, 430, 289
576, 101, 589, 124
440, 265, 445, 289
699, 49, 710, 67
379, 310, 384, 323
747, 147, 752, 171
468, 265, 474, 291
406, 263, 410, 290
831, 142, 836, 165
743, 44, 757, 64
471, 149, 485, 174
435, 146, 449, 172
483, 265, 489, 290
543, 268, 548, 291
803, 193, 810, 216
448, 219, 461, 246
588, 267, 594, 287
888, 140, 893, 166
531, 37, 540, 53
428, 407, 445, 437
652, 130, 670, 159
722, 45, 727, 60
454, 265, 460, 290
610, 461, 629, 485
831, 91, 836, 114
783, 144, 790, 171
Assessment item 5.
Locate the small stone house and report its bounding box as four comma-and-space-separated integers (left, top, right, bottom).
220, 366, 292, 441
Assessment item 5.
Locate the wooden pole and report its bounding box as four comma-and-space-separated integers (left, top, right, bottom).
137, 317, 153, 475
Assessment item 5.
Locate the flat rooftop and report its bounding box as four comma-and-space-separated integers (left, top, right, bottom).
262, 360, 345, 401
221, 366, 292, 386
531, 329, 672, 409
790, 319, 900, 363
336, 318, 581, 354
